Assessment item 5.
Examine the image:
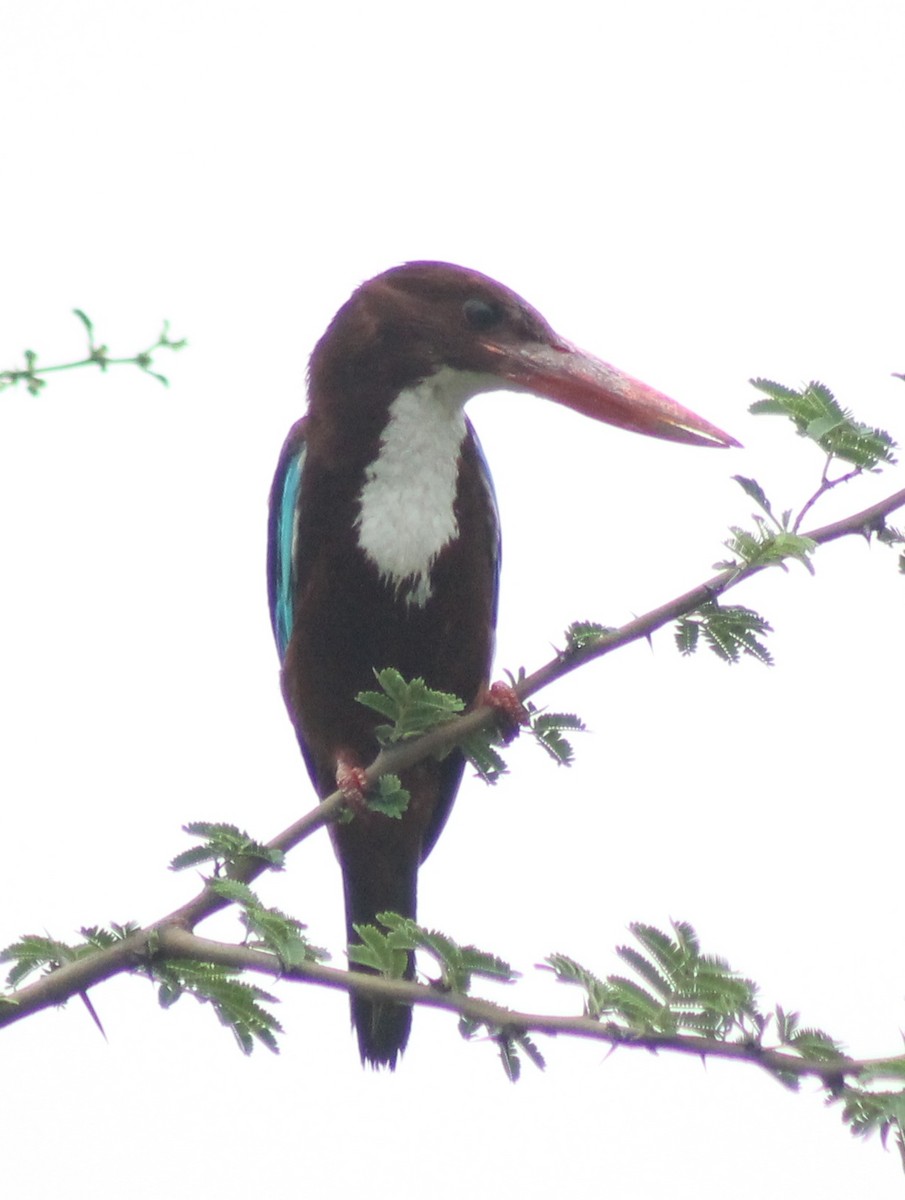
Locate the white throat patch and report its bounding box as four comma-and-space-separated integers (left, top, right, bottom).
354, 366, 494, 607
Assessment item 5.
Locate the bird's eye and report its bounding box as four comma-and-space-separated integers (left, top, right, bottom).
463, 297, 504, 331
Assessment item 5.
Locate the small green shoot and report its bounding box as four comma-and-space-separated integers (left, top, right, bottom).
357, 668, 464, 745
0, 310, 186, 395
170, 822, 284, 875
207, 880, 327, 968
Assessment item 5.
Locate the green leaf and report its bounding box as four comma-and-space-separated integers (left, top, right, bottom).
749, 377, 897, 469
348, 921, 410, 979
80, 923, 139, 950
674, 616, 699, 656
732, 475, 774, 517
528, 710, 586, 767
564, 620, 616, 652
749, 377, 802, 403
207, 880, 327, 967
675, 601, 774, 665
774, 1004, 799, 1044
153, 959, 282, 1054
72, 308, 95, 340
208, 879, 259, 907
785, 1026, 845, 1062
495, 1030, 544, 1080
616, 943, 672, 1001
1, 923, 141, 989
365, 774, 410, 818
374, 912, 515, 993
242, 907, 324, 968
544, 953, 616, 1019
171, 822, 284, 874
357, 669, 464, 745
605, 974, 668, 1029
458, 1024, 545, 1082
1, 935, 77, 987
836, 1086, 905, 1144
354, 689, 398, 722
717, 521, 816, 575
168, 845, 219, 872
461, 727, 509, 784
548, 922, 759, 1039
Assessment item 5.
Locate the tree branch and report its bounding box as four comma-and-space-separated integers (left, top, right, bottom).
4, 483, 905, 1034
152, 927, 905, 1086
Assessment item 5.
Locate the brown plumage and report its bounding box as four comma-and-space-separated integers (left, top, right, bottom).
268, 262, 737, 1067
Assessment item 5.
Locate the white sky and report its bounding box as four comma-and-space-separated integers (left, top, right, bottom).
2, 2, 904, 1196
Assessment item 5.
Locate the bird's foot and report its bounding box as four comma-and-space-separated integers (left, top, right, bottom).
484, 680, 530, 745
335, 756, 369, 805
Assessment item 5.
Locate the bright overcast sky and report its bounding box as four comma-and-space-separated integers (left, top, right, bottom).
2, 3, 904, 1197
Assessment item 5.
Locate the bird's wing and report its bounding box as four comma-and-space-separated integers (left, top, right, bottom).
267, 417, 308, 661
468, 420, 502, 639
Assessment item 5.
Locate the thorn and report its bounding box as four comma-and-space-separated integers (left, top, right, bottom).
79, 990, 108, 1041
632, 614, 654, 650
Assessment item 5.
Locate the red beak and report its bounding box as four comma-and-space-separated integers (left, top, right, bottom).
484, 338, 740, 449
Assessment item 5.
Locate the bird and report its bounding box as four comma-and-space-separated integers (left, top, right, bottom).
267, 261, 738, 1068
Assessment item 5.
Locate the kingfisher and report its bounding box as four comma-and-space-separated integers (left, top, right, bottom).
267, 262, 737, 1068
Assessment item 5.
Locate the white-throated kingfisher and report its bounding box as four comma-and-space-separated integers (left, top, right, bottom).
267, 262, 738, 1067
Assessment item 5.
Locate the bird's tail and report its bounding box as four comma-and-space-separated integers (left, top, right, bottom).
342, 853, 417, 1069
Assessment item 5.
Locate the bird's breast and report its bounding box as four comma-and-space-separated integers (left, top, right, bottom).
353, 368, 499, 607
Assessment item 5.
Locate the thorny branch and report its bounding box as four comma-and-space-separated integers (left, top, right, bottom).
3, 482, 905, 1033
